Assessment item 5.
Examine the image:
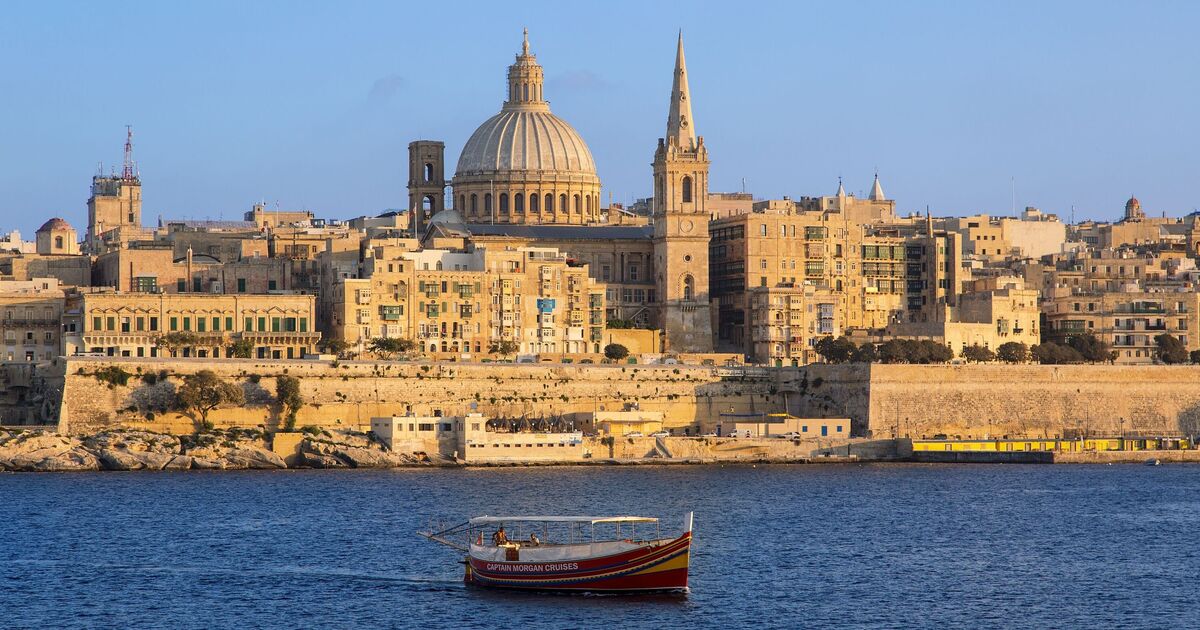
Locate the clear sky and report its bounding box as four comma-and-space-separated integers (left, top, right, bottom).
2, 1, 1198, 236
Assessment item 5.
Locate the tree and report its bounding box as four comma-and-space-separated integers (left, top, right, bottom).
996, 341, 1030, 364
318, 338, 349, 357
814, 336, 856, 364
1068, 333, 1112, 363
603, 343, 630, 362
920, 340, 954, 364
489, 339, 520, 359
228, 338, 255, 359
961, 344, 996, 363
368, 337, 416, 360
175, 370, 244, 430
1032, 342, 1084, 365
878, 339, 909, 364
1191, 349, 1200, 365
852, 343, 878, 364
275, 375, 304, 431
1155, 333, 1188, 364
156, 332, 200, 357
605, 319, 634, 329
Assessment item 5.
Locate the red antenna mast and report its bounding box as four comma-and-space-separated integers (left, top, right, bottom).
122, 125, 136, 181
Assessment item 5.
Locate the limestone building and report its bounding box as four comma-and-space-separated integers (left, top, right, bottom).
0, 278, 66, 362
324, 245, 605, 359
66, 290, 319, 359
35, 218, 80, 256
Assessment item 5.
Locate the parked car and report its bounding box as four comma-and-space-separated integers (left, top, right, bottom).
649, 431, 670, 438
777, 432, 802, 439
726, 429, 752, 438
700, 432, 718, 438
624, 431, 644, 438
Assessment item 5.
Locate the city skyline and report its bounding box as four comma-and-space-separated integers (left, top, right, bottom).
3, 1, 1199, 236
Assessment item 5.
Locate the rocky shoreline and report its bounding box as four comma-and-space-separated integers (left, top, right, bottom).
0, 428, 435, 472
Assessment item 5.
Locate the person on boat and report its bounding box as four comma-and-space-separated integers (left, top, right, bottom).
492, 527, 508, 545
528, 533, 540, 546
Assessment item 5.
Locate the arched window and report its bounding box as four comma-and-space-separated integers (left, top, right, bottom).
573, 194, 581, 213
586, 196, 592, 214
423, 195, 434, 212
54, 236, 63, 248
470, 194, 478, 214
500, 193, 509, 213
458, 195, 465, 211
545, 193, 554, 213
682, 176, 693, 203
514, 193, 524, 213
436, 261, 443, 270
424, 163, 434, 182
484, 193, 492, 214
560, 194, 567, 213
523, 83, 529, 100
530, 193, 539, 213
683, 274, 695, 301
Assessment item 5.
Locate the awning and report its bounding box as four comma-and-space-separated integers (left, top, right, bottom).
468, 515, 658, 526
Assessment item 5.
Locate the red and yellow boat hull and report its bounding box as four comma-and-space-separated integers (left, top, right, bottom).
465, 532, 691, 593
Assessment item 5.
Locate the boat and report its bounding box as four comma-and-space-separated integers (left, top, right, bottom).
420, 513, 693, 593
1145, 458, 1161, 466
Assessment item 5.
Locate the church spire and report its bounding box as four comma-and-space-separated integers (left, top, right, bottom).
836, 176, 846, 198
666, 30, 696, 150
868, 172, 885, 201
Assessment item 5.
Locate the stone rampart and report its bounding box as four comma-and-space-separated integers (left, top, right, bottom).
781, 364, 1200, 439
58, 357, 783, 436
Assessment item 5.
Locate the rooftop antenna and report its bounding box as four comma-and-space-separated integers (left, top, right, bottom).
1010, 176, 1015, 216
122, 125, 136, 181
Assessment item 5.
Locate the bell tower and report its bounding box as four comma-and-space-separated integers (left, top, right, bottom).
652, 32, 713, 353
408, 140, 446, 236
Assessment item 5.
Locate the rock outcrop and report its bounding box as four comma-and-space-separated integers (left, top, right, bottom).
84, 430, 187, 471
0, 431, 100, 471
182, 430, 286, 470
295, 429, 420, 468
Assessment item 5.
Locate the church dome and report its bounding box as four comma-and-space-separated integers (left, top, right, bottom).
455, 109, 597, 177
37, 217, 73, 233
451, 30, 603, 226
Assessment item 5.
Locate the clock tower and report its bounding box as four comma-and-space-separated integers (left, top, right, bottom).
652, 32, 713, 353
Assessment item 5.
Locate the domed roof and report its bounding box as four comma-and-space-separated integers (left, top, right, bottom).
455, 110, 597, 177
1125, 196, 1141, 212
37, 217, 73, 233
453, 31, 599, 184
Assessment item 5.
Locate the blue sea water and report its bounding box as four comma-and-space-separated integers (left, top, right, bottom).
0, 464, 1198, 629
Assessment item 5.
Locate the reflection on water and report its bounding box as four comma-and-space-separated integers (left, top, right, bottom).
1, 464, 1198, 628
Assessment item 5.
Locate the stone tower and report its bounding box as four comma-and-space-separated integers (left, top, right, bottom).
86, 129, 142, 254
652, 32, 713, 353
408, 140, 446, 235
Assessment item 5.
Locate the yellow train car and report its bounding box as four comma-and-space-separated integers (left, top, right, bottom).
911, 437, 1191, 453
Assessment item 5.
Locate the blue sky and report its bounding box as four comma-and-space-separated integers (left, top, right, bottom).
2, 1, 1198, 236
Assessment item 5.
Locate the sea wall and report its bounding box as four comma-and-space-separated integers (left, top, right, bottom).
57, 358, 783, 436
782, 364, 1200, 439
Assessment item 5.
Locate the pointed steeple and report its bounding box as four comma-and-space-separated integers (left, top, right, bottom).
868, 172, 885, 201
836, 176, 846, 198
666, 30, 696, 150
505, 28, 547, 111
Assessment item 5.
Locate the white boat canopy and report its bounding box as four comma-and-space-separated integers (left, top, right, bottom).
468, 515, 659, 525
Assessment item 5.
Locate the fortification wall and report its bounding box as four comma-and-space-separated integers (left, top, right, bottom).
58, 358, 783, 436
782, 364, 1200, 439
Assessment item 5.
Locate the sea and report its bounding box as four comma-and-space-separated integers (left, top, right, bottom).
0, 464, 1197, 629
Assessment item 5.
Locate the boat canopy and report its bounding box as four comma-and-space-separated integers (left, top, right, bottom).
468, 515, 658, 525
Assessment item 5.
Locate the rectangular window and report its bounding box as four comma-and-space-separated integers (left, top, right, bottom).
269, 280, 278, 291
177, 279, 186, 292
225, 317, 233, 331
285, 317, 296, 332
150, 317, 159, 332
237, 278, 246, 292
192, 278, 202, 292
299, 318, 308, 333
245, 317, 253, 332
212, 317, 220, 331
185, 317, 193, 331
136, 317, 145, 332
272, 317, 281, 332
92, 316, 102, 331
258, 317, 266, 331
197, 318, 206, 332
106, 317, 115, 331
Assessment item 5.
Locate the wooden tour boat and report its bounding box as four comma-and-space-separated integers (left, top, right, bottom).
421, 513, 693, 593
